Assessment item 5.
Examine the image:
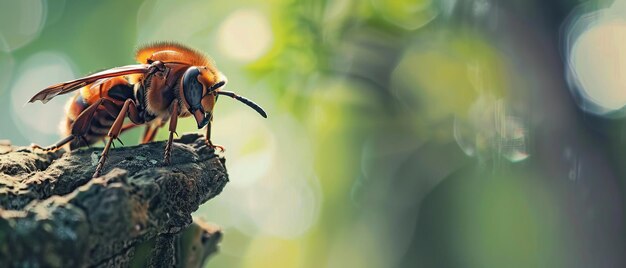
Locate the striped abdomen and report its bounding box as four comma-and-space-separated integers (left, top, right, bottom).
62, 77, 135, 149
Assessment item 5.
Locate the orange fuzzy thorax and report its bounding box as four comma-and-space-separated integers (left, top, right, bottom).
135, 41, 214, 67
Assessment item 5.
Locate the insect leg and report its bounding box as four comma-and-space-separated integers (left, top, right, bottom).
163, 102, 179, 165
141, 118, 164, 144
93, 99, 141, 178
204, 114, 224, 152
31, 98, 108, 151
121, 123, 139, 133
141, 125, 159, 144
31, 135, 75, 151
70, 98, 109, 136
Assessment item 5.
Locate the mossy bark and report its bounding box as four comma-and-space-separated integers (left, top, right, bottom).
0, 134, 227, 267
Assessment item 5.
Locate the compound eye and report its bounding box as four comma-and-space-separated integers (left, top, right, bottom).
181, 67, 204, 112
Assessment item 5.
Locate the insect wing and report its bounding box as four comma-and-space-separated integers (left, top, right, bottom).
29, 64, 150, 103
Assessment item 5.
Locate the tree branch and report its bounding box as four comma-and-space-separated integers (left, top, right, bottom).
0, 133, 227, 267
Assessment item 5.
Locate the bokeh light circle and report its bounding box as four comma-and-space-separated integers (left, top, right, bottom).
213, 109, 276, 188
570, 19, 626, 113
196, 111, 321, 239
217, 9, 273, 62
0, 52, 15, 96
0, 0, 46, 52
565, 1, 626, 116
10, 52, 75, 144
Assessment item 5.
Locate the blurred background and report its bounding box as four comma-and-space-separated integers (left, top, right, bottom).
1, 0, 626, 267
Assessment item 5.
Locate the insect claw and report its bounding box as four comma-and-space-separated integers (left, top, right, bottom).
117, 138, 124, 146
206, 141, 225, 152
30, 143, 43, 150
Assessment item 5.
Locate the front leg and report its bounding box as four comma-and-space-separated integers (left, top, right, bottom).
204, 114, 224, 152
163, 102, 179, 165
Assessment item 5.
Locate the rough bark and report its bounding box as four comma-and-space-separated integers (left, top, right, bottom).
0, 133, 227, 267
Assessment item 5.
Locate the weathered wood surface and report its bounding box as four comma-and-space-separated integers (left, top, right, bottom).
0, 133, 227, 267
